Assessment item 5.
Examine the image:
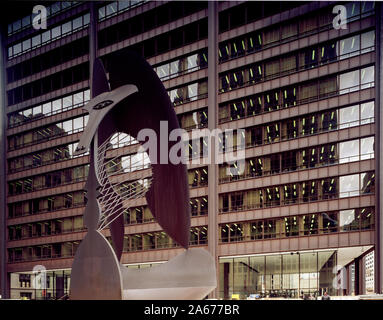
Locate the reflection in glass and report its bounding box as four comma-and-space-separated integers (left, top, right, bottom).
361, 30, 375, 53
361, 66, 374, 89
339, 139, 359, 163
339, 104, 359, 129
62, 21, 72, 35
361, 101, 374, 124
339, 35, 360, 59
360, 137, 374, 160
300, 253, 318, 294
170, 61, 179, 77
339, 174, 359, 197
340, 209, 358, 231
339, 70, 359, 94
42, 30, 51, 43
51, 26, 61, 39
32, 35, 41, 47
187, 54, 198, 70
361, 172, 375, 194
73, 17, 82, 30
265, 255, 281, 291
62, 120, 72, 134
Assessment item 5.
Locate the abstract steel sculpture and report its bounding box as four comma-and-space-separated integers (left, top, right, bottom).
69, 51, 216, 300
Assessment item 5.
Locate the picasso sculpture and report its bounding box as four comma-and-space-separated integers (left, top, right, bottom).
69, 51, 216, 300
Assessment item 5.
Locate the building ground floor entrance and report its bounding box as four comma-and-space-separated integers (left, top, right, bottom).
218, 246, 374, 299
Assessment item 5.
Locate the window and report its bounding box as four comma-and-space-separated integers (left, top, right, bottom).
283, 184, 298, 204
361, 101, 374, 124
300, 82, 317, 101
339, 139, 359, 163
340, 210, 359, 231
265, 60, 279, 78
361, 30, 375, 53
339, 104, 359, 129
251, 221, 263, 240
265, 123, 280, 143
285, 118, 298, 139
319, 77, 337, 96
231, 193, 243, 211
339, 70, 359, 94
247, 96, 262, 116
283, 216, 299, 237
339, 174, 359, 197
339, 35, 360, 59
282, 152, 297, 172
265, 187, 280, 207
361, 66, 374, 89
264, 27, 280, 46
360, 208, 374, 230
300, 47, 318, 69
320, 42, 337, 63
281, 55, 296, 74
361, 172, 374, 194
264, 91, 279, 111
219, 42, 230, 62
322, 212, 338, 233
264, 220, 276, 238
360, 137, 374, 160
321, 110, 337, 131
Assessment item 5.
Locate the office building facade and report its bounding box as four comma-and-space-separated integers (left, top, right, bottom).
0, 1, 382, 299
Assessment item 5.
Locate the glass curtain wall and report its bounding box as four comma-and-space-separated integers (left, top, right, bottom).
219, 250, 337, 299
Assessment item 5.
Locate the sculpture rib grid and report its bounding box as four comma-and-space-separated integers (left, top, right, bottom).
96, 133, 152, 231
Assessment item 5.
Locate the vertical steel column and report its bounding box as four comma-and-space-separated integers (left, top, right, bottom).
0, 25, 8, 299
89, 1, 98, 96
207, 1, 219, 299
375, 1, 383, 295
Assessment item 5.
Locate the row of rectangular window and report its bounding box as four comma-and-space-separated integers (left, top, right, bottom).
8, 191, 86, 219
6, 102, 374, 180
8, 216, 84, 241
218, 68, 374, 124
7, 225, 208, 262
168, 80, 208, 106
7, 37, 90, 84
188, 167, 208, 188
8, 115, 89, 151
115, 178, 151, 199
219, 11, 374, 64
122, 226, 208, 252
154, 49, 208, 81
9, 63, 371, 141
178, 107, 208, 131
8, 241, 80, 263
219, 136, 374, 183
220, 207, 374, 243
7, 1, 79, 36
219, 50, 374, 94
8, 13, 90, 59
8, 142, 86, 174
123, 196, 208, 226
100, 18, 208, 62
8, 89, 90, 129
7, 196, 207, 240
8, 165, 89, 196
7, 63, 89, 106
98, 3, 207, 50
188, 102, 374, 159
218, 1, 374, 34
7, 202, 374, 245
219, 172, 375, 212
98, 1, 148, 21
